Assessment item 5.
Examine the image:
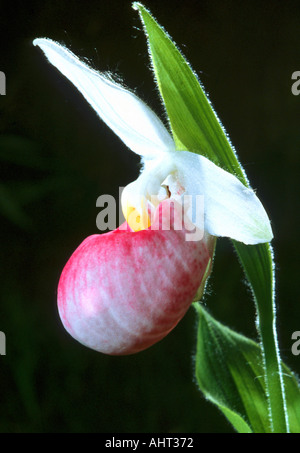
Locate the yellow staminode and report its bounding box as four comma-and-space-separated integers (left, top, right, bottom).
123, 202, 151, 232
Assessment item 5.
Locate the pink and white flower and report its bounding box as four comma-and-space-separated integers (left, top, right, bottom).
34, 39, 273, 354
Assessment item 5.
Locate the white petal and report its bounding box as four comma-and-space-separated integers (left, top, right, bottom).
33, 38, 174, 158
121, 156, 174, 229
171, 151, 273, 245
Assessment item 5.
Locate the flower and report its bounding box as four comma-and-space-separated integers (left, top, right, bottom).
33, 38, 273, 355
58, 199, 211, 355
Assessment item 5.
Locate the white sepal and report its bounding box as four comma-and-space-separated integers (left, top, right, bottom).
33, 38, 174, 159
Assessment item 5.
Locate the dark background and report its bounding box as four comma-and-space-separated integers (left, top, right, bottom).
0, 0, 299, 433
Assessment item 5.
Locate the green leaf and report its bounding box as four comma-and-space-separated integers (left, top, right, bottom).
195, 305, 300, 433
133, 2, 246, 182
282, 364, 300, 433
134, 2, 289, 432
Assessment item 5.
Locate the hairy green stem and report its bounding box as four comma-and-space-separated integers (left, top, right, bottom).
260, 317, 288, 432
234, 241, 289, 433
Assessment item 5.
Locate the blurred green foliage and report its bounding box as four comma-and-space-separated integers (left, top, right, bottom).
0, 0, 299, 433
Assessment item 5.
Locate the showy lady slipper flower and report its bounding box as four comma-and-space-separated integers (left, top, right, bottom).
34, 38, 273, 355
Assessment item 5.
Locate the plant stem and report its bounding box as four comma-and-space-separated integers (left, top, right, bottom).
233, 241, 289, 433
259, 316, 288, 432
